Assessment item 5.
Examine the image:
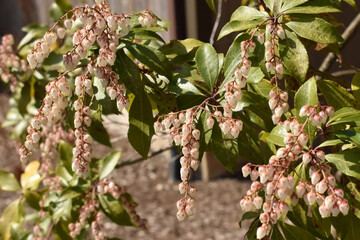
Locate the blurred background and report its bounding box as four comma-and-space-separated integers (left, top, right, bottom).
0, 0, 359, 239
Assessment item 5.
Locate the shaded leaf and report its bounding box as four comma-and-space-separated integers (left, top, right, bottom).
128, 89, 154, 159
281, 0, 308, 12
239, 212, 259, 228
284, 0, 341, 14
351, 72, 360, 100
230, 6, 267, 22
218, 19, 264, 40
99, 151, 122, 180
328, 107, 360, 125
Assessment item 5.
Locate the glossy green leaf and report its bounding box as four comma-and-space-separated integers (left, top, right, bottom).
280, 222, 317, 240
58, 187, 85, 201
218, 19, 264, 40
99, 151, 122, 180
317, 139, 344, 148
114, 50, 143, 95
284, 0, 341, 14
239, 212, 259, 228
317, 80, 356, 110
0, 170, 21, 191
328, 107, 360, 125
286, 17, 343, 44
123, 40, 172, 80
98, 194, 134, 226
281, 0, 308, 12
195, 43, 219, 91
264, 0, 283, 13
24, 191, 41, 210
10, 223, 28, 240
351, 72, 360, 100
335, 129, 360, 148
266, 125, 287, 146
18, 24, 48, 50
128, 89, 154, 159
279, 29, 309, 82
230, 6, 267, 22
325, 152, 360, 179
128, 28, 165, 43
53, 199, 72, 221
272, 224, 285, 240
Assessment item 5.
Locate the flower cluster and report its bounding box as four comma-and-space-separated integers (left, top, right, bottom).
105, 71, 129, 112
264, 23, 285, 79
240, 110, 349, 239
19, 76, 71, 163
97, 179, 147, 229
299, 105, 334, 127
91, 212, 106, 240
154, 110, 200, 221
268, 87, 289, 124
68, 197, 100, 238
0, 34, 29, 91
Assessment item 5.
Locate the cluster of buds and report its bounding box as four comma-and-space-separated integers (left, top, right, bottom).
32, 224, 45, 240
268, 87, 289, 124
206, 109, 243, 139
97, 179, 147, 229
97, 178, 121, 198
138, 10, 158, 28
0, 34, 29, 91
299, 105, 334, 127
240, 115, 349, 239
154, 109, 200, 221
39, 124, 74, 175
72, 76, 93, 178
91, 212, 106, 240
69, 198, 99, 238
19, 76, 71, 162
105, 71, 129, 112
42, 176, 62, 195
263, 23, 285, 80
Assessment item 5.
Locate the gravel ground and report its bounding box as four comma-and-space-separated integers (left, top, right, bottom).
0, 92, 251, 240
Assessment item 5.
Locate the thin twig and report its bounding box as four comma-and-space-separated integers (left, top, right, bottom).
45, 221, 55, 240
115, 147, 173, 168
209, 0, 223, 45
331, 69, 357, 77
319, 13, 360, 72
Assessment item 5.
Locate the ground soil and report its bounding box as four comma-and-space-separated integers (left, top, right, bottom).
0, 92, 251, 240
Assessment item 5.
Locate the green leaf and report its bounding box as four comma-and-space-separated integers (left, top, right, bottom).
128, 89, 154, 159
284, 0, 341, 14
18, 24, 48, 50
351, 72, 360, 100
317, 139, 344, 148
239, 212, 259, 228
343, 0, 357, 10
123, 40, 172, 80
271, 224, 285, 240
325, 152, 360, 179
0, 199, 22, 240
264, 0, 283, 13
195, 43, 219, 91
210, 123, 239, 173
317, 80, 356, 110
335, 129, 360, 148
86, 111, 112, 148
114, 49, 143, 95
24, 191, 41, 210
328, 107, 360, 125
128, 28, 165, 43
230, 6, 267, 22
58, 140, 73, 174
218, 18, 264, 40
98, 194, 135, 227
286, 17, 343, 44
266, 125, 287, 146
281, 0, 308, 12
279, 29, 309, 82
280, 222, 317, 240
53, 199, 72, 221
99, 151, 122, 180
206, 0, 217, 13
20, 161, 41, 191
58, 187, 85, 201
332, 211, 360, 240
246, 67, 265, 84
50, 0, 72, 23
0, 170, 21, 191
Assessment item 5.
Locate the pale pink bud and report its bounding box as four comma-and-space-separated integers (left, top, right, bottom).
316, 151, 325, 161
326, 106, 334, 117
256, 225, 267, 239
339, 201, 349, 215
178, 182, 186, 194
257, 33, 264, 44
277, 188, 287, 201
277, 28, 285, 40
311, 171, 321, 185
319, 204, 331, 218
296, 183, 306, 198
242, 165, 251, 178
302, 152, 312, 165
250, 170, 259, 181
254, 196, 263, 209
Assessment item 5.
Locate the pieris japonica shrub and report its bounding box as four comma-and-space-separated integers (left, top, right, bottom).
0, 0, 360, 239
